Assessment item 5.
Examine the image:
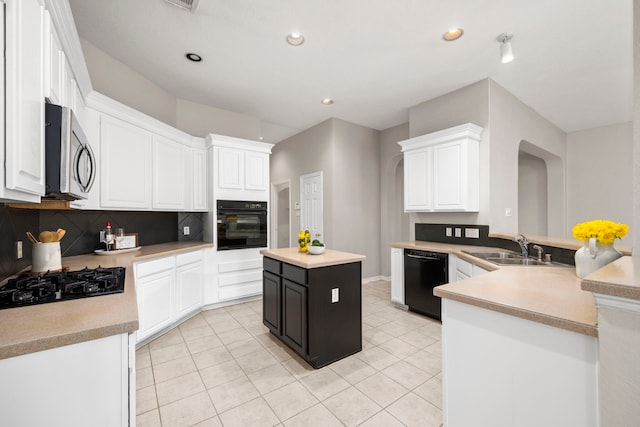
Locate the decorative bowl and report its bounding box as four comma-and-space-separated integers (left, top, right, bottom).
307, 245, 325, 255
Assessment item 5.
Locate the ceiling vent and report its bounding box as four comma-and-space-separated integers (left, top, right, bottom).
164, 0, 199, 12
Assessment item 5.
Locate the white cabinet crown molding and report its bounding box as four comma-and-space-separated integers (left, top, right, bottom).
398, 122, 483, 152
43, 0, 92, 99
206, 133, 274, 153
86, 91, 195, 147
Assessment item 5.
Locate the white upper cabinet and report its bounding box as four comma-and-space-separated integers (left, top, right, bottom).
152, 135, 188, 211
44, 10, 64, 106
207, 134, 273, 201
399, 123, 483, 212
100, 115, 153, 209
3, 0, 46, 200
191, 148, 208, 211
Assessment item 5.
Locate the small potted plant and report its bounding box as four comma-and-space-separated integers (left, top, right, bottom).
307, 233, 325, 255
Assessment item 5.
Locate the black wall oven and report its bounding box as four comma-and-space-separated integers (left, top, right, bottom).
217, 200, 268, 250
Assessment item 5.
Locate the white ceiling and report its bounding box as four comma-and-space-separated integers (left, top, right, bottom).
68, 0, 633, 143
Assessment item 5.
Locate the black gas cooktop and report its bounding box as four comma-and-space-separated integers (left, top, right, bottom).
0, 266, 126, 310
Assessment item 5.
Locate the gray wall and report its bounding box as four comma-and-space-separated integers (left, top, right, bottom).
566, 122, 633, 245
176, 99, 261, 140
518, 152, 548, 235
408, 80, 490, 237
331, 119, 381, 277
80, 38, 177, 126
270, 119, 382, 279
379, 123, 410, 276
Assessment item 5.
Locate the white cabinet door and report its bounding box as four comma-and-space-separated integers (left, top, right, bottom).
152, 135, 188, 210
403, 148, 431, 211
4, 0, 45, 197
218, 147, 243, 189
136, 258, 175, 342
399, 123, 482, 212
191, 148, 208, 211
100, 115, 152, 209
44, 10, 64, 105
0, 334, 130, 427
472, 264, 489, 276
176, 255, 204, 319
245, 151, 269, 191
390, 247, 405, 304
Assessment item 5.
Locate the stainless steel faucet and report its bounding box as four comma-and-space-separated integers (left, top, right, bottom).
513, 234, 529, 258
532, 244, 544, 261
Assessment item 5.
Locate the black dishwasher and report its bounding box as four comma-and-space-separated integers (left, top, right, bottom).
404, 249, 448, 320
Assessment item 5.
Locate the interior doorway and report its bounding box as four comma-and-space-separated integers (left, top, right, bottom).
270, 180, 291, 248
300, 171, 323, 242
518, 152, 548, 235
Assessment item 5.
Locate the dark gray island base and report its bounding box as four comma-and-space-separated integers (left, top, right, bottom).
260, 248, 366, 368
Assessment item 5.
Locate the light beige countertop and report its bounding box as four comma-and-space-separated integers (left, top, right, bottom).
0, 241, 212, 360
260, 247, 366, 269
391, 241, 598, 337
581, 256, 640, 301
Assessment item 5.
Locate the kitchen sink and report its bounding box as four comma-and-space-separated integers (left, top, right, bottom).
462, 250, 572, 267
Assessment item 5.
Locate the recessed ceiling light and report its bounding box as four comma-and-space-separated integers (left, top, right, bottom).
321, 98, 334, 105
286, 33, 305, 46
185, 53, 202, 62
443, 28, 464, 41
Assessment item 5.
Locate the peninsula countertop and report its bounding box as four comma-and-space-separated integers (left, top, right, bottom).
581, 256, 640, 301
0, 241, 212, 360
260, 247, 366, 269
391, 241, 597, 337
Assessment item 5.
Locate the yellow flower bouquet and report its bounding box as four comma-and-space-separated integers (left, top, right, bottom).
572, 220, 628, 245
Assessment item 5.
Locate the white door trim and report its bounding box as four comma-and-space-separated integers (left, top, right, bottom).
270, 179, 291, 248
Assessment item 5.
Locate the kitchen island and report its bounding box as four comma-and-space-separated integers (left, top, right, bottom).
391, 241, 599, 427
260, 247, 365, 368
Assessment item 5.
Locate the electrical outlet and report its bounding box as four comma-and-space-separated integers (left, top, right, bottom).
183, 226, 190, 235
331, 288, 339, 303
445, 227, 452, 237
454, 228, 462, 238
505, 208, 512, 217
16, 241, 22, 259
465, 228, 480, 239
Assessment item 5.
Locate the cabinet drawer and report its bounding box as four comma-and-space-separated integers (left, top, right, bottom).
176, 250, 203, 266
263, 257, 281, 275
283, 263, 307, 285
136, 256, 175, 278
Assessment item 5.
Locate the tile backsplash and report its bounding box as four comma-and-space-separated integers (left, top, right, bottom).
0, 206, 206, 281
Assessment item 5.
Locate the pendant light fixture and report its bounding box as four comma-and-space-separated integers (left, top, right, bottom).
497, 32, 514, 63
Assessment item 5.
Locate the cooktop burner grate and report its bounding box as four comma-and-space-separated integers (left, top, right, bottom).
0, 266, 126, 310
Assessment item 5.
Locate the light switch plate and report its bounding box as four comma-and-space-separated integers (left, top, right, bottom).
331, 288, 339, 303
455, 228, 462, 238
446, 227, 452, 237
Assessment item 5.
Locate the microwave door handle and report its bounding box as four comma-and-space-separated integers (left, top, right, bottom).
74, 144, 96, 192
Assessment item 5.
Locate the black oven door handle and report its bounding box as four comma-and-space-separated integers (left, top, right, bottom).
73, 143, 96, 193
406, 254, 442, 261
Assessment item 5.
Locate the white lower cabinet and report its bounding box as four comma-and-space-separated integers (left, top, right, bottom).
449, 254, 488, 282
176, 251, 204, 318
135, 250, 204, 344
135, 256, 175, 342
390, 247, 405, 305
0, 333, 133, 427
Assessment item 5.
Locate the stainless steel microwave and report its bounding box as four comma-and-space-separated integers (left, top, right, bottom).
44, 104, 96, 200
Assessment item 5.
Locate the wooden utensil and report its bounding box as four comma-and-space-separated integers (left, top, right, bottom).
39, 231, 56, 243
56, 228, 66, 241
26, 231, 38, 244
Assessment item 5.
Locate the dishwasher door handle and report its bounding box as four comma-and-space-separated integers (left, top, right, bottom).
406, 254, 442, 261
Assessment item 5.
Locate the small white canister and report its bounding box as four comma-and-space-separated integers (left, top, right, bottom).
32, 242, 62, 273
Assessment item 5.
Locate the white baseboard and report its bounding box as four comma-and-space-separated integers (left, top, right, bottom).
362, 275, 390, 283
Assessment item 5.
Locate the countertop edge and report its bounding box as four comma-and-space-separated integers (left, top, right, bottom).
434, 288, 597, 337
580, 257, 640, 301
260, 248, 366, 269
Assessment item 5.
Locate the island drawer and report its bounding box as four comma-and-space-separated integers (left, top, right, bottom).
283, 263, 308, 284
263, 257, 282, 275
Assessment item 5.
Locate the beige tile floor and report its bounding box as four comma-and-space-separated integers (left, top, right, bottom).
136, 280, 443, 427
